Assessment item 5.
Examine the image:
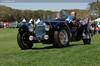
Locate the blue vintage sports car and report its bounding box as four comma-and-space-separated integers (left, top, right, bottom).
17, 17, 92, 49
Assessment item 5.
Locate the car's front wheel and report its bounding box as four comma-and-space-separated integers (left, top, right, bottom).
17, 32, 33, 50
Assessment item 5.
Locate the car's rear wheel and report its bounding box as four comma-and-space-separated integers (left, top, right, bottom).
17, 32, 33, 50
83, 32, 91, 45
83, 23, 92, 45
83, 38, 91, 45
53, 28, 70, 48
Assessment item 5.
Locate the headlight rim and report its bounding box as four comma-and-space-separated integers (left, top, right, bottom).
28, 23, 34, 32
43, 23, 50, 31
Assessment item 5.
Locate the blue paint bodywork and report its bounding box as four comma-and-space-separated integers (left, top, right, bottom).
18, 18, 88, 42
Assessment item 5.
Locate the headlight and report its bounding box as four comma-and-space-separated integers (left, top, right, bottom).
44, 35, 49, 40
28, 24, 34, 32
43, 23, 50, 31
45, 25, 50, 31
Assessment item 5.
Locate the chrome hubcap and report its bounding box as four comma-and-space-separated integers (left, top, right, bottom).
59, 30, 68, 45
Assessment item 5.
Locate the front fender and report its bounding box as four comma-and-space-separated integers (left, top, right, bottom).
54, 22, 72, 39
54, 22, 70, 31
18, 22, 29, 33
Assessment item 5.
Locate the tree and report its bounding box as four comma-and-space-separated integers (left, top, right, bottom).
89, 2, 100, 19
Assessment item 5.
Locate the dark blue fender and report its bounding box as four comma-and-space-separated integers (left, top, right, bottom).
18, 22, 29, 33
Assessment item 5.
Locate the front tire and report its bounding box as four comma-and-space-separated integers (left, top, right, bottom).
17, 32, 33, 50
53, 28, 70, 48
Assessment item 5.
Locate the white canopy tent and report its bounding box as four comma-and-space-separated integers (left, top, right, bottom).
35, 18, 41, 24
95, 18, 100, 22
95, 18, 100, 27
29, 18, 33, 23
22, 19, 26, 22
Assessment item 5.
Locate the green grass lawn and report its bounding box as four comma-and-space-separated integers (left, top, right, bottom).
0, 28, 100, 66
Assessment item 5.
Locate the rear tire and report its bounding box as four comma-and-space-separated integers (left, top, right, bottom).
53, 28, 70, 48
83, 23, 92, 45
17, 32, 33, 50
83, 38, 91, 45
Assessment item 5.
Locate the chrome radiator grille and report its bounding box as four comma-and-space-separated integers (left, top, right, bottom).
35, 25, 45, 39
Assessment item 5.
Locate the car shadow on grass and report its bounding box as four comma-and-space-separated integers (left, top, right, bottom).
32, 43, 84, 50
68, 43, 84, 47
32, 46, 54, 50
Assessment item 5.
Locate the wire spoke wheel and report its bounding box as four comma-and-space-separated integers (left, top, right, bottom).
59, 30, 68, 45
